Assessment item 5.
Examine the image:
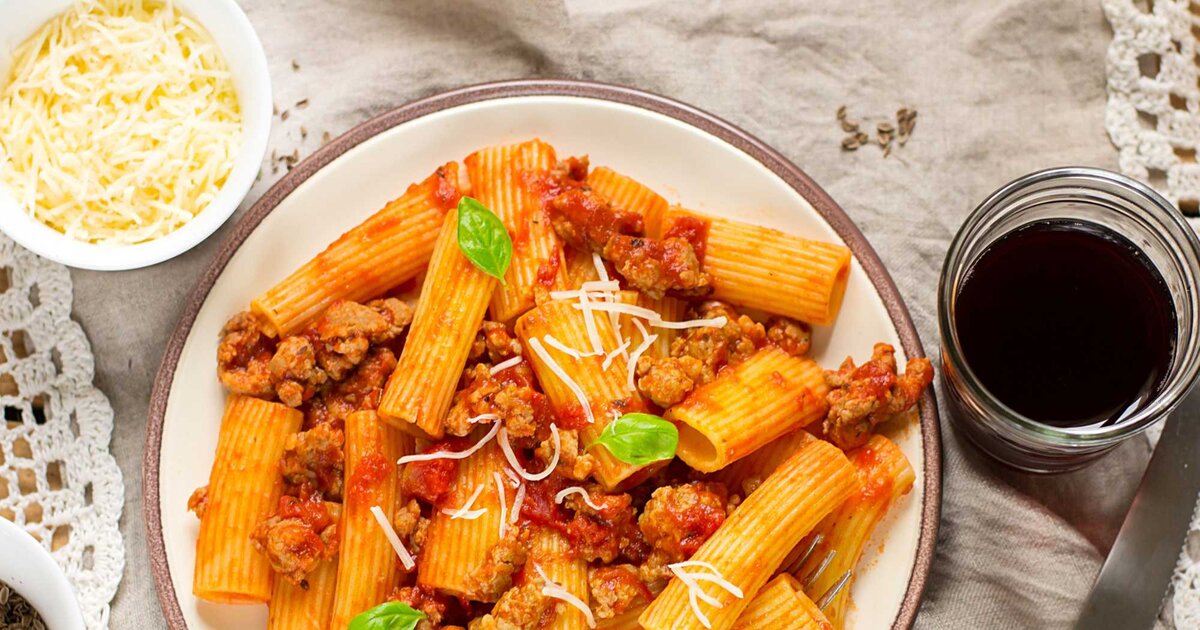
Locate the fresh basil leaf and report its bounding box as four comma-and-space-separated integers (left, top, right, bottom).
457, 196, 512, 284
347, 601, 426, 630
589, 412, 679, 465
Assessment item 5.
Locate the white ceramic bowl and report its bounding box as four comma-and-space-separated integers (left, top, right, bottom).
0, 0, 272, 271
0, 517, 85, 630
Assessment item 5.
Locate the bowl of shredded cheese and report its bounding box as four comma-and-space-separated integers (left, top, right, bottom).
0, 0, 271, 270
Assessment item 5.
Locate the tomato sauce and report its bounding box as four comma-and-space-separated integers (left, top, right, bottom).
536, 255, 561, 288
433, 165, 462, 210
349, 452, 391, 499
663, 215, 710, 261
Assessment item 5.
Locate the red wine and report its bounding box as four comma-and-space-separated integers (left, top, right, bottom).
955, 220, 1176, 427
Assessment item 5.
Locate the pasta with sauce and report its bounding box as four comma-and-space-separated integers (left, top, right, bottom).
192, 140, 933, 630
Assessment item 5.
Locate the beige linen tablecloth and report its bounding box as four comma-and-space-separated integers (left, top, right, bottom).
81, 1, 1149, 627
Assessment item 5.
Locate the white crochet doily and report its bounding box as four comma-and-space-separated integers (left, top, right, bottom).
1105, 1, 1200, 627
0, 233, 124, 629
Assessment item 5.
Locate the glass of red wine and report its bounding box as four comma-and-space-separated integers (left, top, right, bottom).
939, 167, 1200, 472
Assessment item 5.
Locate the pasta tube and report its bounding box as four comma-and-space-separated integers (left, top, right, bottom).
668, 347, 829, 472
790, 435, 915, 628
417, 440, 513, 600
662, 208, 852, 326
732, 574, 831, 630
266, 503, 341, 630
193, 396, 302, 604
515, 300, 655, 490
585, 166, 669, 239
378, 207, 497, 439
329, 411, 414, 628
638, 438, 857, 630
251, 163, 464, 336
465, 139, 568, 323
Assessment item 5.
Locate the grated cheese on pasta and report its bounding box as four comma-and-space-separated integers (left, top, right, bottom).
0, 0, 242, 245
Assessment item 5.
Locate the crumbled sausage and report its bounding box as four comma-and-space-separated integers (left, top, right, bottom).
765, 316, 812, 357
309, 298, 413, 380
638, 482, 727, 561
549, 188, 643, 253
391, 585, 449, 627
824, 343, 933, 449
250, 495, 337, 585
635, 355, 705, 408
588, 564, 652, 619
270, 336, 327, 407
400, 443, 459, 505
536, 429, 595, 481
445, 364, 551, 439
280, 422, 345, 501
305, 347, 397, 428
187, 485, 208, 520
635, 302, 771, 407
464, 536, 529, 602
216, 311, 276, 397
482, 321, 522, 362
490, 581, 553, 629
603, 235, 711, 300
563, 487, 643, 564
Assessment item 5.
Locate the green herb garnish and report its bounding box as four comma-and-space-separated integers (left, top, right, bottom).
590, 412, 679, 465
457, 196, 512, 284
348, 602, 426, 630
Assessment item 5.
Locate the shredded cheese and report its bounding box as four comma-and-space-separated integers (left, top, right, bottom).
396, 418, 500, 465
489, 355, 524, 375
441, 483, 487, 520
579, 291, 605, 355
0, 0, 243, 244
626, 325, 658, 391
581, 279, 619, 292
667, 561, 744, 629
602, 339, 632, 370
503, 467, 521, 487
592, 252, 610, 282
498, 424, 560, 482
554, 486, 603, 511
529, 337, 595, 424
543, 334, 594, 360
572, 300, 662, 320
370, 505, 415, 570
493, 472, 508, 539
510, 483, 526, 523
535, 564, 597, 628
652, 316, 729, 330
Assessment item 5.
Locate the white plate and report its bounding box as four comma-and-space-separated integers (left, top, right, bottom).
144, 80, 940, 630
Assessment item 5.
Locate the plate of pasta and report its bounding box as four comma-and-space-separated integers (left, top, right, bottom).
144, 80, 940, 630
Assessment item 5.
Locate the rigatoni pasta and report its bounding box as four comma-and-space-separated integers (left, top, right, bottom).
329, 411, 414, 629
668, 347, 829, 472
194, 396, 302, 604
251, 163, 464, 336
791, 435, 915, 628
531, 528, 591, 630
732, 574, 831, 630
466, 140, 568, 323
378, 206, 498, 439
266, 513, 340, 630
662, 207, 852, 326
515, 299, 654, 490
585, 166, 669, 239
417, 440, 512, 599
639, 438, 857, 630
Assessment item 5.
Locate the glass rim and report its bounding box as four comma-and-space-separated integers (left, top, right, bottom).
938, 166, 1200, 446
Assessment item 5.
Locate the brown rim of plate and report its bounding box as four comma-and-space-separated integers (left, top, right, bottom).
143, 78, 942, 629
